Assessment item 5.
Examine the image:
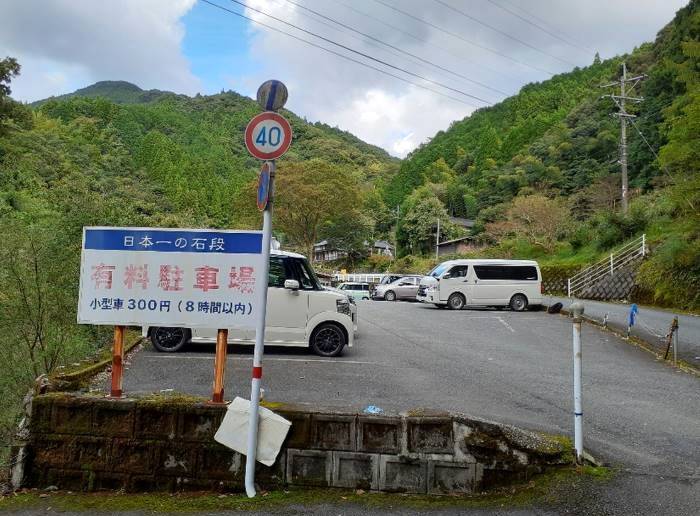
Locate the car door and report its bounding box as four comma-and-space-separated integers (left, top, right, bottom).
393, 278, 411, 299
401, 277, 420, 299
262, 256, 309, 345
438, 265, 472, 302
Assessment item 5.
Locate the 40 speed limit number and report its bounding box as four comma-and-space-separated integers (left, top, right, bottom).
244, 111, 292, 160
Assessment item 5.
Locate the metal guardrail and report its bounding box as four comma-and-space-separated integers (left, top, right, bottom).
568, 234, 646, 297
333, 273, 387, 284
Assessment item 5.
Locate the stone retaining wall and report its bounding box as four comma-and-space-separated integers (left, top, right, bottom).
16, 394, 570, 495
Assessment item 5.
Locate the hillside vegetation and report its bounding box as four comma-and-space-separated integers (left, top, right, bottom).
384, 0, 699, 311
0, 71, 397, 460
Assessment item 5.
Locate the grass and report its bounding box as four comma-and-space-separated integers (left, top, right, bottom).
0, 465, 612, 513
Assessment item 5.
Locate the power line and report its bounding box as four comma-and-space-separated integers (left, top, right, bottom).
485, 0, 594, 57
282, 0, 508, 99
332, 0, 518, 83
373, 0, 557, 76
433, 0, 577, 67
228, 0, 492, 105
627, 116, 691, 209
266, 0, 474, 94
199, 0, 478, 107
500, 0, 597, 54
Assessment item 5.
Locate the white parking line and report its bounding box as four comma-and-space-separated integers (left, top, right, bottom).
497, 317, 516, 333
145, 355, 378, 365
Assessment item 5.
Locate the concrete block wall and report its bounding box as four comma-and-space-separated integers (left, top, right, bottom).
16, 394, 570, 495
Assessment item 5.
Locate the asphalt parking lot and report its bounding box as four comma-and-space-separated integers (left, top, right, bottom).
106, 300, 700, 514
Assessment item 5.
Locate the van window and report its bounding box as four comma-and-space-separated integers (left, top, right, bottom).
473, 265, 539, 281
268, 257, 288, 287
447, 265, 469, 278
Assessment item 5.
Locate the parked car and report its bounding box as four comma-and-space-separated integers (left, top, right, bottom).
417, 259, 542, 310
373, 275, 423, 301
146, 249, 357, 357
337, 282, 370, 300
368, 274, 404, 298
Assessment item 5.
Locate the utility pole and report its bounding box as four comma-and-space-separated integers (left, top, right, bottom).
435, 217, 440, 260
601, 63, 646, 213
394, 204, 400, 260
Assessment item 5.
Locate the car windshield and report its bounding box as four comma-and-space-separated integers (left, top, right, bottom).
296, 258, 321, 290
429, 263, 450, 277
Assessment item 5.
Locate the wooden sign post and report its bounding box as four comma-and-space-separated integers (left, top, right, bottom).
211, 328, 229, 403
110, 325, 125, 398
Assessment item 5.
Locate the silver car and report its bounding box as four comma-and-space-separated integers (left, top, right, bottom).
373, 276, 422, 301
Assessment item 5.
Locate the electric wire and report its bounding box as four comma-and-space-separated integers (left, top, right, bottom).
228, 0, 492, 105
282, 0, 508, 99
485, 0, 594, 57
331, 0, 517, 83
500, 0, 597, 54
627, 115, 694, 209
372, 0, 557, 76
265, 0, 478, 96
433, 0, 578, 67
199, 0, 479, 107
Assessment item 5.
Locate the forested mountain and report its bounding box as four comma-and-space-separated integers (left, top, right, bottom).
385, 0, 698, 311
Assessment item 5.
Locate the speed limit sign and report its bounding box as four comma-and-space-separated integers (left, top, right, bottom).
244, 112, 292, 160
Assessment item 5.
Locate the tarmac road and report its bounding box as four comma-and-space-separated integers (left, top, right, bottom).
549, 295, 700, 367
107, 300, 700, 515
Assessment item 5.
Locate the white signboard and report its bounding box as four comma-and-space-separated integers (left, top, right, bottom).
78, 227, 265, 328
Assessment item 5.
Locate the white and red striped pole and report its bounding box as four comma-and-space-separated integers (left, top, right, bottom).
244, 162, 275, 498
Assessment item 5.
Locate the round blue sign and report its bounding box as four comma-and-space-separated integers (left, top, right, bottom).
257, 162, 272, 211
256, 80, 288, 112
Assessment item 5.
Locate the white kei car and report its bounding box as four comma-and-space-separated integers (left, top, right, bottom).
146, 250, 357, 357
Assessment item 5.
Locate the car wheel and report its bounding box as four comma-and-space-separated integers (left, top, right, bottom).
447, 293, 465, 310
384, 290, 396, 301
310, 323, 346, 357
510, 294, 528, 312
151, 327, 190, 352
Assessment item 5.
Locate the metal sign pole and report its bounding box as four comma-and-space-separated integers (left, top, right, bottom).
245, 162, 275, 498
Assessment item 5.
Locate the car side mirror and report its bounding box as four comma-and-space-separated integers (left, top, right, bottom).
284, 279, 300, 290
443, 273, 452, 280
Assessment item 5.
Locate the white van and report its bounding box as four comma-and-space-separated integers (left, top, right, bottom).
146, 250, 357, 357
416, 259, 542, 311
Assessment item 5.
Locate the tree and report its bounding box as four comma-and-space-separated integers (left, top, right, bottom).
485, 195, 570, 251
0, 56, 31, 133
273, 159, 362, 258
0, 56, 20, 98
398, 189, 461, 255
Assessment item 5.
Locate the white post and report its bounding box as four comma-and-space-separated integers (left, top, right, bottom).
610, 253, 614, 275
567, 278, 571, 298
245, 162, 275, 498
641, 234, 646, 257
571, 302, 584, 463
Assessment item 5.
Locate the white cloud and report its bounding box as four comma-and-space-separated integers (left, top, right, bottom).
236, 0, 686, 156
0, 0, 200, 102
0, 0, 688, 156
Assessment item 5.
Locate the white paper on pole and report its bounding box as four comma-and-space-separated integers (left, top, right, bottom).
214, 397, 291, 466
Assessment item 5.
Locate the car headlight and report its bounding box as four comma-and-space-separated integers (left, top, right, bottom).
336, 298, 351, 315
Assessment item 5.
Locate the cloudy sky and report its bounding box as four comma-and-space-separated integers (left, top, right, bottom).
0, 0, 688, 156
